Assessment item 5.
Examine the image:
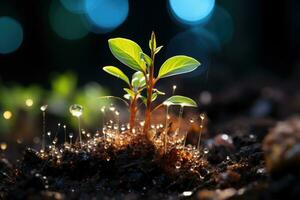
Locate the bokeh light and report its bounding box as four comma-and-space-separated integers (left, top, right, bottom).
3, 111, 12, 120
205, 6, 234, 45
84, 0, 129, 33
60, 0, 85, 13
0, 17, 23, 54
0, 142, 7, 151
49, 0, 89, 40
168, 0, 215, 25
25, 98, 34, 107
166, 27, 220, 77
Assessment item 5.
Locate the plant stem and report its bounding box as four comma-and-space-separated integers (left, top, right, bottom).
143, 55, 155, 135
129, 95, 137, 132
177, 106, 184, 136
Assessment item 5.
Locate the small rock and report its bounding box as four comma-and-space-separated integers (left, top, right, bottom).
263, 116, 300, 173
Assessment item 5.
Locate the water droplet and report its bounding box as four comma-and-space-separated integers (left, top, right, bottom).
189, 119, 195, 123
69, 104, 83, 117
257, 168, 266, 174
140, 121, 145, 126
101, 106, 106, 113
175, 161, 181, 169
52, 137, 58, 145
86, 133, 91, 138
121, 125, 126, 131
203, 148, 209, 154
47, 131, 51, 136
221, 134, 229, 141
40, 105, 48, 112
69, 133, 73, 138
200, 113, 205, 120
182, 191, 192, 197
172, 85, 177, 94
109, 104, 115, 111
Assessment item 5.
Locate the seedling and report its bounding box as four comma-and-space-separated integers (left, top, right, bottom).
102, 32, 201, 143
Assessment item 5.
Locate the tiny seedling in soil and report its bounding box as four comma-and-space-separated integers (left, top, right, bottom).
103, 32, 200, 149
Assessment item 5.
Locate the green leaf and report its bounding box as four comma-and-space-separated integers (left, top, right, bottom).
131, 71, 146, 89
157, 55, 200, 79
103, 66, 130, 86
140, 52, 152, 67
149, 31, 156, 51
154, 46, 163, 54
108, 38, 146, 72
163, 95, 197, 107
151, 93, 158, 101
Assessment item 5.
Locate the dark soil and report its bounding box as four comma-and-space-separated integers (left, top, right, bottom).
1, 75, 300, 200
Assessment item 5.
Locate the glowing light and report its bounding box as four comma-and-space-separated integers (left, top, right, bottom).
49, 0, 89, 40
25, 99, 34, 107
0, 142, 7, 150
0, 17, 23, 54
169, 0, 215, 25
205, 6, 234, 45
84, 0, 129, 32
166, 27, 220, 78
3, 111, 12, 120
60, 0, 85, 13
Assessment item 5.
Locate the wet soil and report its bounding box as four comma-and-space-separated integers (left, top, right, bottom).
1, 75, 300, 200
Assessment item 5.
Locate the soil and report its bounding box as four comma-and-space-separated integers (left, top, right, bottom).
1, 75, 300, 200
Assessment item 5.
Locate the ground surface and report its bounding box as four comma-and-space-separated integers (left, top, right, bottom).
1, 75, 300, 200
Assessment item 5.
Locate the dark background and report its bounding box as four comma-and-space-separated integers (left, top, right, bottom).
1, 0, 300, 92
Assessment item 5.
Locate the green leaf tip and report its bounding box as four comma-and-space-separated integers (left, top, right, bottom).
103, 66, 130, 86
108, 38, 146, 72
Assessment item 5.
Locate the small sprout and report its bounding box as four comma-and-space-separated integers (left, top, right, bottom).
172, 85, 177, 94
40, 105, 48, 112
197, 113, 205, 150
69, 104, 83, 144
69, 133, 74, 145
102, 32, 200, 140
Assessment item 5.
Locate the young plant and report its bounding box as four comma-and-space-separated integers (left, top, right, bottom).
102, 32, 201, 136
102, 66, 145, 132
